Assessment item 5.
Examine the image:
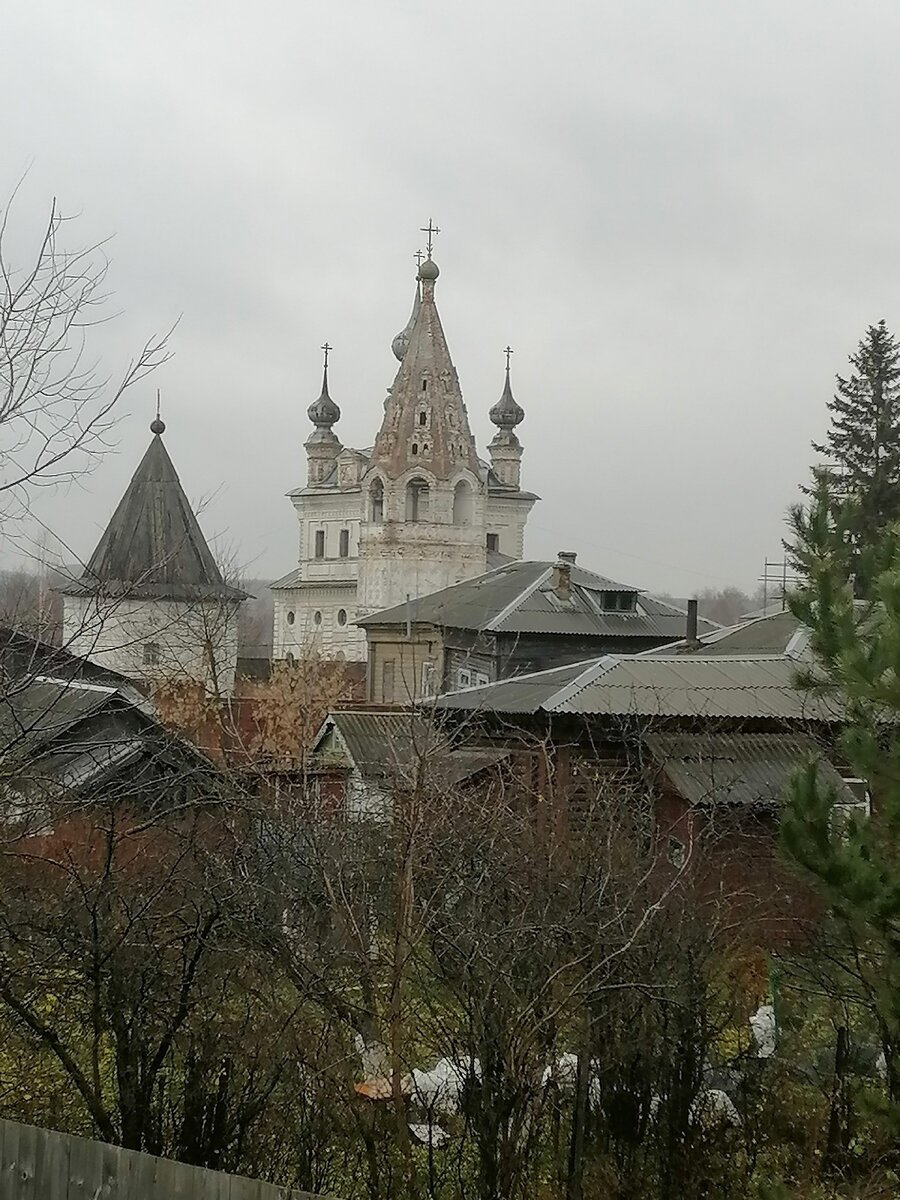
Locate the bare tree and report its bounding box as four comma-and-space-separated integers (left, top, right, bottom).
0, 185, 169, 524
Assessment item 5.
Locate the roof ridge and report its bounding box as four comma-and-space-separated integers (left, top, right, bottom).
485, 564, 551, 632
545, 654, 621, 710
33, 674, 118, 695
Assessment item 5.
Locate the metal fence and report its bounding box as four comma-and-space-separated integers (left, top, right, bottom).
0, 1117, 333, 1199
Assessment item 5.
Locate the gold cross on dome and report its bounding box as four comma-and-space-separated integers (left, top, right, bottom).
504, 346, 513, 370
414, 249, 425, 268
420, 219, 440, 257
321, 342, 332, 368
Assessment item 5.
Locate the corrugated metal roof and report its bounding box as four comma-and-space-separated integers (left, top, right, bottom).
63, 433, 245, 602
644, 731, 856, 809
436, 653, 841, 721
0, 677, 115, 763
687, 611, 802, 656
435, 659, 597, 714
642, 609, 820, 663
316, 710, 507, 785
359, 560, 715, 643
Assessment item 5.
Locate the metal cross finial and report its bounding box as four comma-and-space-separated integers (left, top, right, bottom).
413, 249, 425, 268
504, 346, 513, 371
321, 342, 332, 369
150, 388, 166, 435
420, 219, 440, 257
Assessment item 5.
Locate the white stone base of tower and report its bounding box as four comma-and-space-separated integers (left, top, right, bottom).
63, 593, 241, 697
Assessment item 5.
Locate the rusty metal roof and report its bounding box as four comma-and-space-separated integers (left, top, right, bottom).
63, 433, 245, 602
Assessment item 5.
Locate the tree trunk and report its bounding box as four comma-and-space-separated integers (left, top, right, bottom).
825, 1023, 850, 1171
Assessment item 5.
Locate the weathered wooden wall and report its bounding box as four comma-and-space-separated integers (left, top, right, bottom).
0, 1118, 333, 1199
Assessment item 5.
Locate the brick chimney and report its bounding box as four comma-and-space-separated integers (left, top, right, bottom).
553, 553, 573, 602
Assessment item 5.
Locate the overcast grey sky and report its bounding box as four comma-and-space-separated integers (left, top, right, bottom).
4, 0, 900, 595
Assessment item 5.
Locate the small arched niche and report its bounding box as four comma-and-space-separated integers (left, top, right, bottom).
452, 480, 473, 526
370, 478, 384, 523
406, 477, 430, 522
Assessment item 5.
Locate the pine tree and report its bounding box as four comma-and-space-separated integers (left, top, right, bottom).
808, 320, 900, 595
783, 479, 900, 1114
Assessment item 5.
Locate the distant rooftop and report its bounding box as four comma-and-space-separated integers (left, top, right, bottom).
434, 611, 835, 722
358, 558, 718, 643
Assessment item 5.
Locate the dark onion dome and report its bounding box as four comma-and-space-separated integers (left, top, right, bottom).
489, 361, 525, 429
307, 364, 340, 429
418, 256, 439, 282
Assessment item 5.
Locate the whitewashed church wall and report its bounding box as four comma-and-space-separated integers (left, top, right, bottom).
272, 585, 366, 662
63, 595, 241, 694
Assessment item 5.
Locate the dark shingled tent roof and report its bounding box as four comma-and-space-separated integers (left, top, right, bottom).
62, 431, 245, 602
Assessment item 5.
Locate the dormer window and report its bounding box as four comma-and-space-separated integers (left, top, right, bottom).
600, 590, 636, 612
421, 379, 427, 392
411, 443, 418, 456
418, 411, 427, 426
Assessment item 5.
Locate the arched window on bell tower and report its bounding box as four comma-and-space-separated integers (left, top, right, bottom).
406, 477, 430, 522
452, 480, 473, 525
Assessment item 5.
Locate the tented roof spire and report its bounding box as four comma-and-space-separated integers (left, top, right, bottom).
65, 418, 245, 602
370, 228, 480, 481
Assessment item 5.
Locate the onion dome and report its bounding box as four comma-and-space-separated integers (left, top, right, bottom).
392, 279, 421, 362
489, 348, 525, 430
307, 343, 340, 429
418, 256, 440, 282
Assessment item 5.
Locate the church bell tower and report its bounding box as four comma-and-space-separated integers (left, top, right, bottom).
357, 225, 488, 615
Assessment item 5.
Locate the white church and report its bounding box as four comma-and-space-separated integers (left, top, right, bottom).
58, 230, 537, 691
271, 236, 537, 662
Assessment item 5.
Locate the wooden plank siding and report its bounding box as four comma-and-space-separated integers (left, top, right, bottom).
0, 1118, 334, 1200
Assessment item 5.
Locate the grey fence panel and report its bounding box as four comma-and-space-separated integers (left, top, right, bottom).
33, 1118, 70, 1198
0, 1118, 335, 1200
